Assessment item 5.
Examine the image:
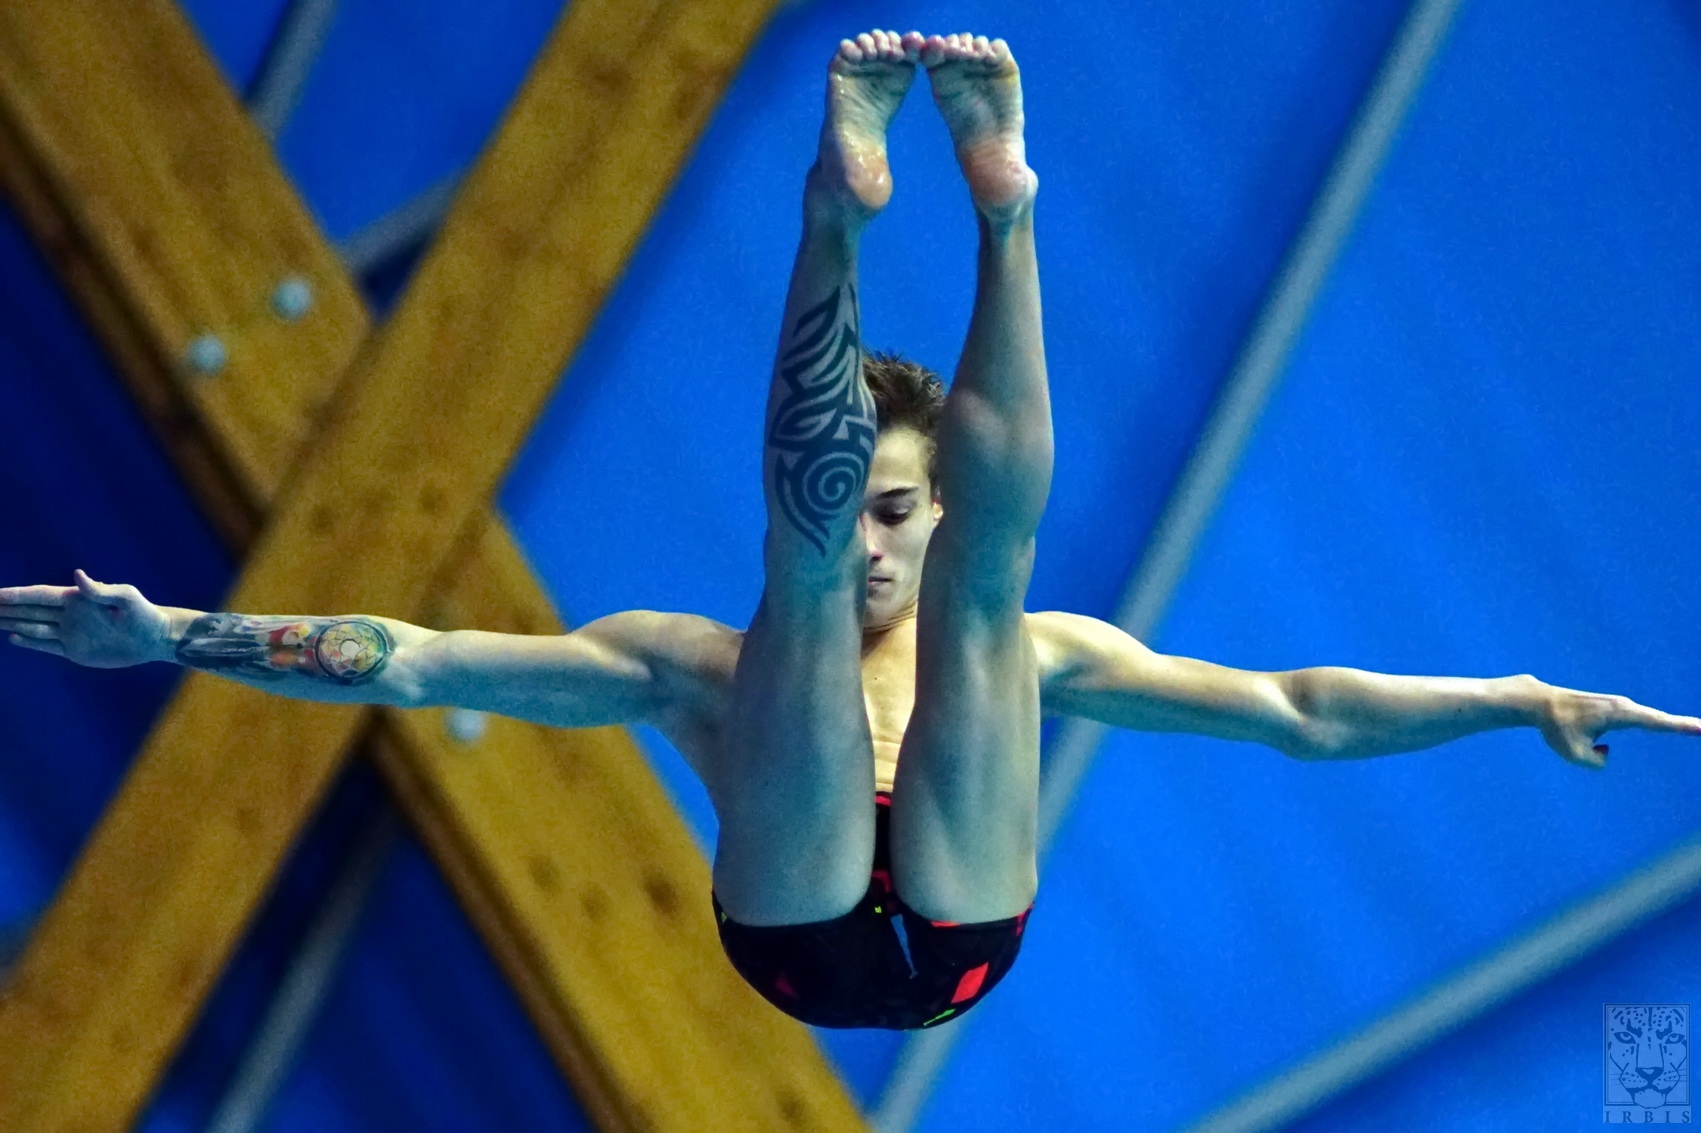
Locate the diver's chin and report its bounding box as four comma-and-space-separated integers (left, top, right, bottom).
860, 594, 917, 634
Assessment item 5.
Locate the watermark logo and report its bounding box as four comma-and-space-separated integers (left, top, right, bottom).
1604, 1003, 1690, 1123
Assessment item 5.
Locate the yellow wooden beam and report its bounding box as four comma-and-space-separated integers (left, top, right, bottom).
389, 519, 865, 1131
0, 108, 262, 550
0, 1, 866, 1131
0, 0, 369, 505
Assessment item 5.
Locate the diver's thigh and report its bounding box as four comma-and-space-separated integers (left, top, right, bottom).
889, 567, 1040, 925
711, 587, 878, 925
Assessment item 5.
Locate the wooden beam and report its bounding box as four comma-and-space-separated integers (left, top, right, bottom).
0, 1, 369, 506
0, 2, 866, 1132
386, 518, 864, 1131
0, 109, 262, 551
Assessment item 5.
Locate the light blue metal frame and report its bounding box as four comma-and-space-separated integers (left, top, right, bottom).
203, 803, 400, 1133
248, 0, 343, 139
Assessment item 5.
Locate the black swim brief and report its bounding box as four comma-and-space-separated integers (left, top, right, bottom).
712, 792, 1033, 1030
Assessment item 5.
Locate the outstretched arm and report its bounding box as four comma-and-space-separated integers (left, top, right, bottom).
1, 570, 723, 730
1276, 666, 1701, 767
1030, 610, 1701, 767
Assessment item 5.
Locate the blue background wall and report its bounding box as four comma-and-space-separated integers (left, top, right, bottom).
1, 0, 1696, 1129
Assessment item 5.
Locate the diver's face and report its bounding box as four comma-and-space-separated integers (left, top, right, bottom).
859, 427, 941, 629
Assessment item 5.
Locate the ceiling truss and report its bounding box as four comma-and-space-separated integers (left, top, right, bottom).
0, 2, 865, 1130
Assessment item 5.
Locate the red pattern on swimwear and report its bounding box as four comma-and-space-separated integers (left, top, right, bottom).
711, 791, 1034, 1030
951, 962, 989, 1004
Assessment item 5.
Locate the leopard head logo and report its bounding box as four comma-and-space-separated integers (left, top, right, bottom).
1606, 1005, 1690, 1108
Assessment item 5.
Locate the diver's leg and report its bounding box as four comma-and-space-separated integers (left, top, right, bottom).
713, 29, 923, 926
890, 34, 1051, 924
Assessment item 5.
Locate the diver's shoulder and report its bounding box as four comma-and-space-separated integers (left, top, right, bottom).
609, 610, 742, 678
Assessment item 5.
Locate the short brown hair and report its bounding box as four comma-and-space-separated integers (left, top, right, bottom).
862, 351, 945, 485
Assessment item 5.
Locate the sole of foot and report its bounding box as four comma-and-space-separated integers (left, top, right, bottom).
922, 33, 1038, 225
812, 29, 925, 223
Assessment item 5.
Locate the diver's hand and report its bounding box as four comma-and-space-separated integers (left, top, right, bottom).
0, 569, 173, 668
1534, 681, 1701, 769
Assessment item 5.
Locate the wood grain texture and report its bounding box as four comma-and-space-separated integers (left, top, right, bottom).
393, 515, 866, 1133
0, 0, 867, 1130
209, 0, 791, 626
0, 110, 261, 549
0, 682, 368, 1128
0, 0, 369, 502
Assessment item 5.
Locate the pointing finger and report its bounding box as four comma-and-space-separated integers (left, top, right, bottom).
0, 585, 69, 607
1663, 712, 1701, 735
1625, 702, 1701, 735
3, 622, 59, 641
8, 633, 65, 657
0, 605, 63, 624
0, 617, 60, 636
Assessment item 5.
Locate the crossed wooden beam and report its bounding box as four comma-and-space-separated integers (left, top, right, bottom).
0, 3, 865, 1130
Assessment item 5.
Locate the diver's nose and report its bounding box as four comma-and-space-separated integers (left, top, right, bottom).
859, 514, 881, 558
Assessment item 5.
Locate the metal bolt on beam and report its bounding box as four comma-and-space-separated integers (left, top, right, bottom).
271, 277, 314, 321
446, 708, 488, 745
185, 334, 227, 376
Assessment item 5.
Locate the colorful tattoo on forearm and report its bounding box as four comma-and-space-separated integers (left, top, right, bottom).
175, 613, 393, 685
766, 284, 877, 553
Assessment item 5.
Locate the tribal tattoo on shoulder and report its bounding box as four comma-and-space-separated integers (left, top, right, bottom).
175, 613, 393, 686
766, 284, 877, 554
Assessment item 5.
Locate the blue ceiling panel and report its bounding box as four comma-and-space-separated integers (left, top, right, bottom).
6, 0, 1697, 1126
928, 0, 1701, 1126
498, 0, 1405, 1108
500, 0, 1409, 642
177, 0, 294, 94
1285, 891, 1701, 1132
138, 761, 391, 1133
0, 200, 233, 931
258, 830, 595, 1133
274, 0, 567, 242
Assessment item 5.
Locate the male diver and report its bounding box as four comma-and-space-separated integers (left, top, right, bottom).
6, 30, 1698, 1030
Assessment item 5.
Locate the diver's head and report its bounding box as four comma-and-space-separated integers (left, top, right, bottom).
858, 353, 944, 630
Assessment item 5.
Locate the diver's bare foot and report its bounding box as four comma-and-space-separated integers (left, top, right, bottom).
810, 29, 924, 225
921, 34, 1037, 226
